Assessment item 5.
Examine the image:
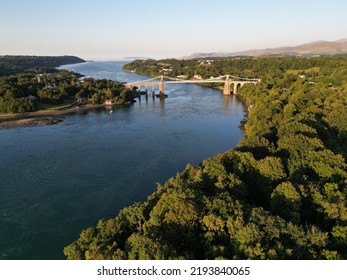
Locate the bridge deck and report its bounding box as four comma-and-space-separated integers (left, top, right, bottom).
124, 75, 260, 95
124, 75, 259, 86
165, 80, 225, 84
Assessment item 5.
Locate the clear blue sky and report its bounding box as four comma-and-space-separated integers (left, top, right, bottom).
1, 0, 346, 59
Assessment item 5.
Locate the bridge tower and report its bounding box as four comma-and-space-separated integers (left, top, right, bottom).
223, 75, 231, 95
159, 76, 165, 94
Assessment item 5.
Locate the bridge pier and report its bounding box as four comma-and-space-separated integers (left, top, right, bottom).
223, 75, 231, 95
159, 76, 165, 94
233, 83, 239, 94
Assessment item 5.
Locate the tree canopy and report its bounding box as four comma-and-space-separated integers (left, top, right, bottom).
0, 70, 131, 113
65, 55, 347, 260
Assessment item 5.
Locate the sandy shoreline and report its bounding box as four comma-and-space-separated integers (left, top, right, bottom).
0, 104, 104, 128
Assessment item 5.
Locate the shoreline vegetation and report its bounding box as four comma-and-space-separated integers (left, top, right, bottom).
0, 55, 134, 128
65, 55, 347, 260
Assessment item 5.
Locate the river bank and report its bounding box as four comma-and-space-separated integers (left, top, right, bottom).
0, 104, 104, 128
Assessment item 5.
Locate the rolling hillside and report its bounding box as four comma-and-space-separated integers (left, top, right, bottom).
183, 38, 347, 59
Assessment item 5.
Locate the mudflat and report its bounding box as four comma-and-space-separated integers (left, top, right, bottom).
0, 104, 103, 128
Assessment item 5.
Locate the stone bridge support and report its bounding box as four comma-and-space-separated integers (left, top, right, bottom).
159, 76, 165, 94
223, 75, 231, 95
128, 84, 135, 91
225, 80, 256, 95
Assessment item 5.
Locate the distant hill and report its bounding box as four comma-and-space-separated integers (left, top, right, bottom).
0, 55, 85, 76
182, 38, 347, 59
123, 56, 152, 60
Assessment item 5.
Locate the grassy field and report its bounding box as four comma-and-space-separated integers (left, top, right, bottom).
37, 101, 76, 111
286, 67, 320, 75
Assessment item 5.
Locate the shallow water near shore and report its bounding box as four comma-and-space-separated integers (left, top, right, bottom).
0, 61, 245, 259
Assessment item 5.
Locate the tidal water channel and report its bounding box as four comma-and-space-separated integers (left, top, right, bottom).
0, 61, 245, 259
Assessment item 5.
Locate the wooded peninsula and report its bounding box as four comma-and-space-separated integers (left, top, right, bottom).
0, 56, 131, 122
64, 55, 347, 260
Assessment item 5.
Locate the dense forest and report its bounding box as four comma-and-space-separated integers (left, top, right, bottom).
65, 55, 347, 260
0, 56, 133, 114
123, 55, 346, 82
0, 55, 85, 76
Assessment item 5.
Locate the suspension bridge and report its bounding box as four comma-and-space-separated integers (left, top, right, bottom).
124, 75, 260, 96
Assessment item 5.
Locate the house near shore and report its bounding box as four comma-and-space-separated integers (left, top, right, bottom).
36, 74, 43, 83
76, 97, 88, 105
194, 75, 202, 80
104, 100, 114, 105
177, 75, 187, 79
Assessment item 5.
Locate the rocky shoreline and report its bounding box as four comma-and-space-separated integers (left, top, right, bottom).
0, 117, 62, 128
